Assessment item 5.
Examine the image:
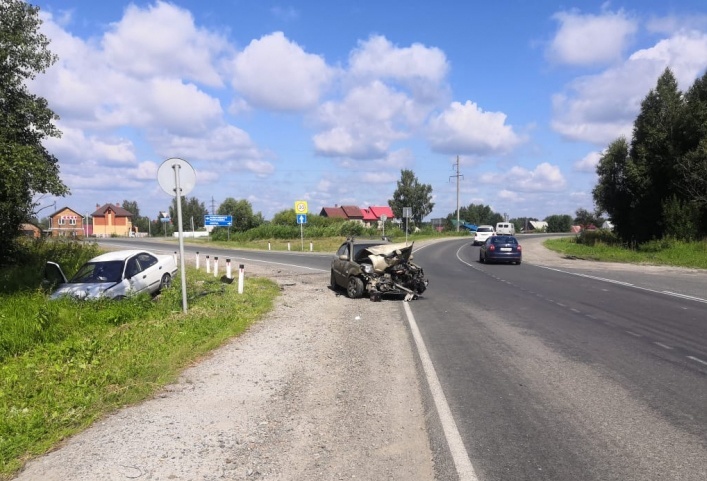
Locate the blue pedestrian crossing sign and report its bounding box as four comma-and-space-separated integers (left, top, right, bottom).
297, 214, 307, 224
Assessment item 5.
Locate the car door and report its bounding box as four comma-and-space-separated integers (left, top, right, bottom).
332, 243, 351, 286
125, 253, 160, 295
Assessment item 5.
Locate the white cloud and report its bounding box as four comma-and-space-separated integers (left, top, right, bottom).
349, 35, 449, 87
427, 101, 524, 155
574, 151, 602, 173
43, 125, 137, 167
230, 32, 333, 111
548, 10, 637, 66
150, 125, 272, 174
479, 163, 566, 193
313, 81, 416, 159
102, 1, 228, 86
552, 30, 707, 145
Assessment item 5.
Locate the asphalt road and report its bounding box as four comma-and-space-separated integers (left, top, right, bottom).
411, 238, 707, 481
100, 236, 707, 480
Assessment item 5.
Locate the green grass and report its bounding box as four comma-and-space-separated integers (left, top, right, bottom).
543, 237, 707, 269
0, 268, 279, 480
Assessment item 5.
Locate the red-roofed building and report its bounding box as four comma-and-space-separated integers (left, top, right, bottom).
340, 205, 363, 220
319, 206, 347, 219
360, 208, 378, 227
369, 206, 394, 220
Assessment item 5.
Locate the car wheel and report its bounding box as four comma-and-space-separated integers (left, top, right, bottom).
479, 252, 484, 263
330, 270, 338, 290
159, 273, 172, 291
346, 276, 364, 299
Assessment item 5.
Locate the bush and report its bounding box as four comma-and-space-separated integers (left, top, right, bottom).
575, 229, 621, 247
0, 238, 101, 294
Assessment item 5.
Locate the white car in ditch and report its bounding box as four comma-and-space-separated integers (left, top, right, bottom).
45, 249, 177, 300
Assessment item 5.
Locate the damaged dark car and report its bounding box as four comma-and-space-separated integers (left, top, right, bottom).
330, 238, 428, 301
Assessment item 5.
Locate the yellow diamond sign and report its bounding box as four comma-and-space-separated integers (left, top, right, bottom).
294, 200, 308, 214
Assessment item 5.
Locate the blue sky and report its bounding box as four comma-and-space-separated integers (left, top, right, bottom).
29, 0, 707, 222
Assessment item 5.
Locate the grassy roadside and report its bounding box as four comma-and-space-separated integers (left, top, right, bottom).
0, 268, 279, 480
543, 236, 707, 269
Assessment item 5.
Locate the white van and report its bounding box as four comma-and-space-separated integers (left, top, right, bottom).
496, 222, 515, 235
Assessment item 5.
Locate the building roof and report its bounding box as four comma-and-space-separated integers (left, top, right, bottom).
319, 207, 347, 218
360, 208, 378, 221
92, 203, 134, 217
340, 205, 363, 219
49, 206, 83, 218
369, 206, 394, 219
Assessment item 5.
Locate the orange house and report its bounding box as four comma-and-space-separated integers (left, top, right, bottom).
48, 207, 85, 238
92, 203, 134, 237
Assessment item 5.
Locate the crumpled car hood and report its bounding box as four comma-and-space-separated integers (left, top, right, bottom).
356, 242, 414, 275
50, 282, 122, 300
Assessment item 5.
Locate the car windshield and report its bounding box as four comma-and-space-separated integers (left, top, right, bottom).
477, 227, 493, 232
70, 260, 124, 283
492, 236, 517, 244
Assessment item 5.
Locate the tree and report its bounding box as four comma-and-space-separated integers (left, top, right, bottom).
388, 169, 434, 225
628, 68, 684, 241
169, 196, 208, 231
544, 214, 573, 233
121, 199, 149, 234
1, 0, 68, 264
445, 203, 502, 229
271, 209, 296, 225
217, 198, 263, 232
574, 208, 603, 229
592, 137, 640, 242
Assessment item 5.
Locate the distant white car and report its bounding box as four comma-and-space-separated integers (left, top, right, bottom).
473, 225, 496, 246
45, 250, 177, 300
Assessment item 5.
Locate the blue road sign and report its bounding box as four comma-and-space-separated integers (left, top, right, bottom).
205, 214, 233, 226
297, 214, 307, 224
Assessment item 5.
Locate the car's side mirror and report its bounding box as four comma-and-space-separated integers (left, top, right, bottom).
339, 254, 348, 260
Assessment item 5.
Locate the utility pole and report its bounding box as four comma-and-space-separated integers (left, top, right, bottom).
449, 156, 463, 232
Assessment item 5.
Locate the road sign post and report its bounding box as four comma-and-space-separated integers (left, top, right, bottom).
295, 201, 308, 251
157, 158, 196, 314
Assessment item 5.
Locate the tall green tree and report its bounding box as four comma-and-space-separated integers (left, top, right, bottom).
170, 196, 208, 231
676, 70, 707, 234
446, 203, 502, 229
388, 169, 434, 225
271, 208, 296, 225
1, 0, 68, 263
544, 214, 573, 233
121, 199, 151, 234
217, 198, 263, 232
593, 137, 640, 242
628, 68, 684, 241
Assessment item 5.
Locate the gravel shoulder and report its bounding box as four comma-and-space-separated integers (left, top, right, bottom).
15, 265, 436, 481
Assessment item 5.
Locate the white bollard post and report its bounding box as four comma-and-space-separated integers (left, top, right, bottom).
195, 251, 200, 270
268, 242, 271, 251
310, 241, 313, 252
226, 258, 232, 279
287, 242, 291, 251
206, 255, 210, 274
173, 251, 178, 264
214, 257, 219, 277
238, 264, 245, 294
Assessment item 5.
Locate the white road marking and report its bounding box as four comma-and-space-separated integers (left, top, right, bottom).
403, 302, 479, 481
687, 356, 707, 366
654, 342, 673, 350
